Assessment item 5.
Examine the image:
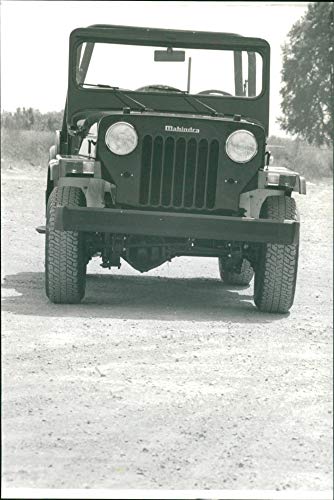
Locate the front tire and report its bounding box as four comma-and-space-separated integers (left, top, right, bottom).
254, 196, 299, 313
45, 186, 87, 304
219, 258, 254, 285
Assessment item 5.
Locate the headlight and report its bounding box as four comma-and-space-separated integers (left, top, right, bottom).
105, 122, 138, 155
226, 130, 258, 163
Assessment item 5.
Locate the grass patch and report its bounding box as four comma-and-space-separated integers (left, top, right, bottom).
1, 129, 55, 167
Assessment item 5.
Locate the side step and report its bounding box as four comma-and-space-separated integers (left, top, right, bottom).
36, 225, 46, 234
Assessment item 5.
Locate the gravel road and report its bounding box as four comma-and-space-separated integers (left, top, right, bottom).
1, 164, 332, 491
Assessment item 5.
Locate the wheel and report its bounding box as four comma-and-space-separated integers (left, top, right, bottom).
198, 89, 232, 96
219, 258, 254, 285
45, 186, 87, 304
254, 196, 299, 313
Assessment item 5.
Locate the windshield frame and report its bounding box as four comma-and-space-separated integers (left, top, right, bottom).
67, 25, 270, 133
76, 43, 264, 98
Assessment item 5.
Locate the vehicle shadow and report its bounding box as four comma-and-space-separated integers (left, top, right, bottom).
1, 271, 288, 323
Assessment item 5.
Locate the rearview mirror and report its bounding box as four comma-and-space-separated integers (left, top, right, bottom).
154, 47, 185, 62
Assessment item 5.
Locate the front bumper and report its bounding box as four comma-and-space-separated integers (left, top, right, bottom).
54, 207, 299, 244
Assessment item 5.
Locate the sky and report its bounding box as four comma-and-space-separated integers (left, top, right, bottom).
1, 1, 308, 136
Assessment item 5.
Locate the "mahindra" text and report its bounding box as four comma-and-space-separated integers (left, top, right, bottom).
165, 125, 200, 134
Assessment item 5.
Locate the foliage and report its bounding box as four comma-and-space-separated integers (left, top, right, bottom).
268, 135, 333, 179
279, 2, 333, 146
1, 108, 63, 132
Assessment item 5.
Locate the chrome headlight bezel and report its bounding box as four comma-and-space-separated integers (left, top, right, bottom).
105, 121, 138, 156
225, 129, 258, 164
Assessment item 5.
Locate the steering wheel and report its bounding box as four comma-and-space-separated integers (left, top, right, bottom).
136, 84, 182, 92
198, 89, 232, 96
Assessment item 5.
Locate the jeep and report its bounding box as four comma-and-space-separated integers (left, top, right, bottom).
37, 24, 306, 312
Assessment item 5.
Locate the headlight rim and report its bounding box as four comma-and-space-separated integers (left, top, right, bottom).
225, 129, 258, 164
105, 121, 138, 156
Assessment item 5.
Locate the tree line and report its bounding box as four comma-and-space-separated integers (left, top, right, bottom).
279, 2, 333, 147
1, 108, 63, 132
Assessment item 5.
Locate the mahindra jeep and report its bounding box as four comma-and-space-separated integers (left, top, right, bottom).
37, 24, 306, 312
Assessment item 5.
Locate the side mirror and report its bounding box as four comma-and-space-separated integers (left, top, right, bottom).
154, 47, 185, 62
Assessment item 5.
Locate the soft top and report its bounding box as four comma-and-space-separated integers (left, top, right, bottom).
69, 24, 269, 51
87, 24, 243, 38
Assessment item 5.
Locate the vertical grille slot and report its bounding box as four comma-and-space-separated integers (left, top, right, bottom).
161, 137, 175, 206
173, 138, 186, 207
195, 139, 209, 208
150, 136, 163, 206
139, 135, 153, 205
184, 139, 197, 208
140, 135, 219, 210
206, 140, 219, 209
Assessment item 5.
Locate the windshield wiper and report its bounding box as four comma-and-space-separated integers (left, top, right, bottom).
81, 83, 220, 117
134, 84, 220, 116
180, 92, 222, 117
81, 83, 150, 112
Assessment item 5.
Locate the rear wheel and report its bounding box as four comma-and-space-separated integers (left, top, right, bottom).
254, 196, 299, 313
45, 186, 87, 304
219, 258, 254, 285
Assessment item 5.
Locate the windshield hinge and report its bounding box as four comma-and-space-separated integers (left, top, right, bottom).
68, 125, 80, 137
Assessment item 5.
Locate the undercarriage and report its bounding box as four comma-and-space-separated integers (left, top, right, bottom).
85, 232, 259, 273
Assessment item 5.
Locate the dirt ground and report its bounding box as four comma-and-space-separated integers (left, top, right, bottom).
1, 163, 333, 492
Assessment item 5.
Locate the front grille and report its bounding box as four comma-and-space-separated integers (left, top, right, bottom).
139, 135, 219, 210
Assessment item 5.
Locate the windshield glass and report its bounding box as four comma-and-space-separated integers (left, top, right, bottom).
76, 42, 263, 97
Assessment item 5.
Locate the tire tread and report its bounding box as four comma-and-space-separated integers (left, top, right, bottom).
254, 196, 299, 313
45, 186, 86, 304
